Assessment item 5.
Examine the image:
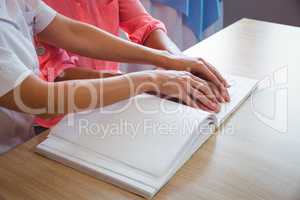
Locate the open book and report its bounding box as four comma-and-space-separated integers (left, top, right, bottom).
36, 75, 258, 199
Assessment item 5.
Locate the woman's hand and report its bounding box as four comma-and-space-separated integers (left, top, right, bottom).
147, 70, 221, 112
159, 54, 230, 102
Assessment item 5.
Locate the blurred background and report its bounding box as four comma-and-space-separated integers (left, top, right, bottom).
122, 0, 300, 72
224, 0, 300, 27
143, 0, 300, 49
123, 0, 224, 71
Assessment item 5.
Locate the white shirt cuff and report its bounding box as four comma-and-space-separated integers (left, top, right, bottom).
34, 1, 57, 34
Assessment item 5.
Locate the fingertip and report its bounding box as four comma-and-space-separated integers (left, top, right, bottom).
221, 79, 229, 87
215, 104, 221, 113
210, 102, 220, 113
226, 95, 231, 102
225, 89, 231, 102
219, 86, 230, 101
219, 96, 225, 103
225, 82, 230, 88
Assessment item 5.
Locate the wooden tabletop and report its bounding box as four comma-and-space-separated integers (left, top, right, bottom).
1, 19, 300, 200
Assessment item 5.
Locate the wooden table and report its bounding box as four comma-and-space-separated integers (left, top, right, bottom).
1, 19, 300, 200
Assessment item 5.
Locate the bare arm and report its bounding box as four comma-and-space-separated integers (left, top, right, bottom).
38, 14, 229, 102
37, 14, 170, 67
0, 69, 220, 117
0, 73, 153, 116
144, 29, 182, 55
49, 30, 178, 82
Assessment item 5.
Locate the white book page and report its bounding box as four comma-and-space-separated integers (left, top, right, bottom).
38, 75, 258, 198
50, 94, 211, 178
215, 75, 258, 125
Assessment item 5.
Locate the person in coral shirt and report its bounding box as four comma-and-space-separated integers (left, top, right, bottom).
34, 0, 179, 128
36, 0, 180, 81
34, 0, 229, 129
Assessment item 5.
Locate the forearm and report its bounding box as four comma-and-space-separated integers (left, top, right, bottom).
0, 73, 154, 116
144, 29, 182, 56
38, 15, 170, 67
36, 15, 229, 100
52, 73, 153, 114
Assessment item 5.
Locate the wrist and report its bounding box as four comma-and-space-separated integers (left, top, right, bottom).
154, 50, 186, 71
128, 71, 159, 94
151, 50, 174, 68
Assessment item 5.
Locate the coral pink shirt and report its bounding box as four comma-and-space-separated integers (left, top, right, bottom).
35, 0, 166, 128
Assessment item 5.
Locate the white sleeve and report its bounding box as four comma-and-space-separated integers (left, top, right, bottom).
33, 1, 57, 34
0, 47, 33, 97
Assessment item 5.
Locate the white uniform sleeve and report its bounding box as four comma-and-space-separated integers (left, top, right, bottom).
33, 1, 57, 34
0, 47, 32, 97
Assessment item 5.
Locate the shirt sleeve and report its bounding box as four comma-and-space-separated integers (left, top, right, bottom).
33, 0, 57, 34
0, 47, 33, 97
35, 40, 77, 82
119, 0, 167, 45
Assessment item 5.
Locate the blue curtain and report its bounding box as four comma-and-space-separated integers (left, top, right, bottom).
151, 0, 222, 39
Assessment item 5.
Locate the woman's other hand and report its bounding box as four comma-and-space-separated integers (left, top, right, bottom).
159, 54, 230, 102
147, 70, 221, 112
